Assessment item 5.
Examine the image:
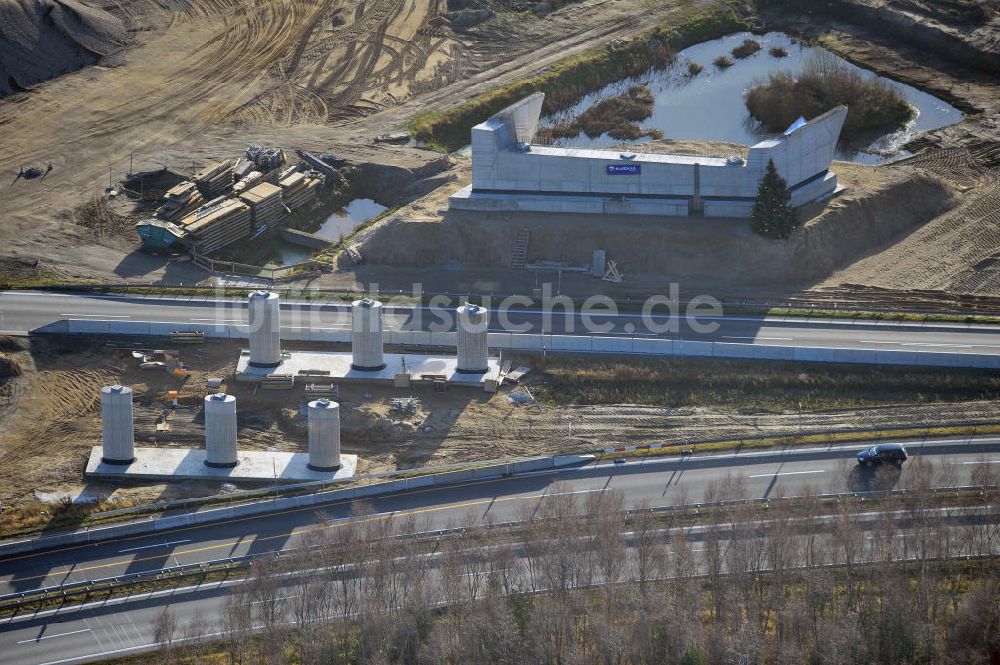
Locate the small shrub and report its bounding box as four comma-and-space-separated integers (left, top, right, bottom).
0, 335, 26, 352
731, 38, 761, 59
0, 353, 22, 378
745, 52, 915, 141
713, 55, 734, 68
769, 46, 789, 58
685, 60, 704, 77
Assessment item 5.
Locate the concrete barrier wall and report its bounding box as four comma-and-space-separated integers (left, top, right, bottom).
592, 337, 634, 353
0, 455, 588, 557
60, 321, 1000, 370
487, 332, 514, 349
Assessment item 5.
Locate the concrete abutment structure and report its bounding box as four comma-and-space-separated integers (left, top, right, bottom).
449, 92, 847, 217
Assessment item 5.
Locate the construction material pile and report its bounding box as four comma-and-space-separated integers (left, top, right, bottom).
233, 170, 262, 195
192, 160, 233, 199
239, 182, 286, 230
245, 144, 285, 171
180, 198, 252, 254
279, 171, 322, 211
156, 180, 203, 221
0, 0, 128, 95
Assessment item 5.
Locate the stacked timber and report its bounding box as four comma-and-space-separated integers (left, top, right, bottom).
179, 198, 252, 254
156, 180, 204, 221
192, 160, 234, 199
233, 158, 255, 181
280, 171, 321, 210
232, 171, 263, 195
239, 182, 285, 229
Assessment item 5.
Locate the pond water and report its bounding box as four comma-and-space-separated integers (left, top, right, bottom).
272, 198, 387, 266
539, 32, 963, 163
314, 198, 388, 241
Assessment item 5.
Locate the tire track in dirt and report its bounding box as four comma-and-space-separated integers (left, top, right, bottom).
320, 16, 392, 112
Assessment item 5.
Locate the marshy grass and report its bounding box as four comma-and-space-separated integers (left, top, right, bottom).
745, 52, 915, 141
769, 46, 789, 58
713, 55, 734, 68
528, 355, 1000, 411
535, 84, 663, 141
685, 60, 704, 77
408, 8, 747, 150
731, 38, 761, 59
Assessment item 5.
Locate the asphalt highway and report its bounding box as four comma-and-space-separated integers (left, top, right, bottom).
2, 437, 998, 598
2, 438, 998, 665
2, 291, 1000, 354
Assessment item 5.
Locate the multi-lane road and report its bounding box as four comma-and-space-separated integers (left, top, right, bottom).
1, 290, 999, 664
3, 438, 998, 597
2, 290, 1000, 355
2, 437, 999, 665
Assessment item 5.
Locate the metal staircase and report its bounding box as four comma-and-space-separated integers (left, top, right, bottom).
510, 227, 530, 269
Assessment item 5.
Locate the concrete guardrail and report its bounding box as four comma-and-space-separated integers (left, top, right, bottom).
58, 319, 1000, 369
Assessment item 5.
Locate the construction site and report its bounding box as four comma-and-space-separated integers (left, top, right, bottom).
0, 0, 999, 515
129, 145, 330, 257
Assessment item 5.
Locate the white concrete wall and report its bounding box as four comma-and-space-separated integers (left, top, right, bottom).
460, 97, 847, 218
61, 320, 1000, 369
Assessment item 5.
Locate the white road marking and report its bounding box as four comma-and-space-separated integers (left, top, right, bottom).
189, 318, 244, 322
59, 314, 130, 318
248, 593, 302, 605
118, 539, 191, 553
281, 325, 351, 330
721, 336, 794, 341
860, 340, 998, 349
544, 488, 607, 497
17, 628, 93, 644
900, 342, 972, 348
955, 460, 1000, 465
748, 470, 826, 479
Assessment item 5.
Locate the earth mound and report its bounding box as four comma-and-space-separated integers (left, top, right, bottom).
0, 0, 128, 95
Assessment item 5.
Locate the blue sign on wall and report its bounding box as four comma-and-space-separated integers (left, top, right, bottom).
607, 163, 641, 175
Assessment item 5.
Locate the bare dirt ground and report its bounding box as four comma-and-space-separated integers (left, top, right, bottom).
0, 0, 995, 304
1, 338, 998, 509
339, 143, 968, 293
0, 0, 712, 283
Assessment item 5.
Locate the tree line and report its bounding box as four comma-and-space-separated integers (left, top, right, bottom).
152, 460, 1000, 665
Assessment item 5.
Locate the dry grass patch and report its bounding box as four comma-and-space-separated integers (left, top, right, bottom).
731, 37, 761, 59
528, 355, 1000, 411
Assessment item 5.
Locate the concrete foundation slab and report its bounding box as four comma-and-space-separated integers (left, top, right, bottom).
234, 349, 500, 390
84, 447, 358, 483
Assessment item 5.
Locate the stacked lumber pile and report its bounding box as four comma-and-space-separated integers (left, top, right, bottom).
239, 182, 286, 229
156, 180, 203, 222
192, 160, 233, 199
179, 198, 252, 254
280, 171, 322, 211
232, 171, 262, 195
233, 158, 255, 181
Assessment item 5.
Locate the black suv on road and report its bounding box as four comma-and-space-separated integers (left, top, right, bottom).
856, 443, 908, 468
